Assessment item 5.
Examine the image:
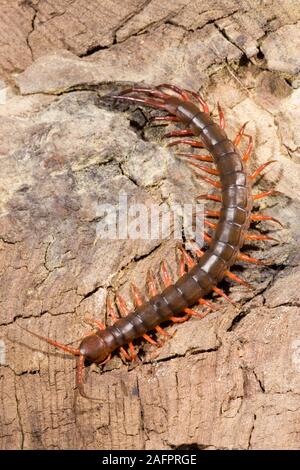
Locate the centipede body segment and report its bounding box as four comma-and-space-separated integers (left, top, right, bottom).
21, 84, 281, 400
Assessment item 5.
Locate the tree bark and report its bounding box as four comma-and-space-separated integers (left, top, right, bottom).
0, 0, 300, 450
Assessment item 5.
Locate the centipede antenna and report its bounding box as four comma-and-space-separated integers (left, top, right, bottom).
18, 324, 80, 356
110, 95, 167, 110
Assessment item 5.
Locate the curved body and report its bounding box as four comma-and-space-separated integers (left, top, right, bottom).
96, 96, 252, 356
25, 84, 278, 399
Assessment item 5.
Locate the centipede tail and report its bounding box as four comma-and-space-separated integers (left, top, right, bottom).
22, 84, 281, 399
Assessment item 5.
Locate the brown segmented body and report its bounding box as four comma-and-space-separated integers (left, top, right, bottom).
23, 84, 280, 399
90, 98, 252, 358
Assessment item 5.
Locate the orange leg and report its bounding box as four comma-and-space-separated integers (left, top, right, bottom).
106, 296, 132, 362
233, 122, 253, 162
152, 115, 180, 123
197, 193, 222, 203
199, 298, 216, 311
251, 214, 283, 227
233, 122, 248, 146
84, 316, 105, 330
212, 286, 236, 306
237, 252, 264, 265
188, 161, 219, 176
181, 87, 209, 114
245, 233, 277, 242
116, 293, 137, 360
130, 283, 159, 346
253, 190, 281, 200
130, 282, 144, 306
178, 248, 210, 319
250, 160, 276, 180
191, 244, 205, 258
225, 270, 252, 289
111, 94, 168, 110
164, 129, 195, 138
204, 220, 217, 229
160, 260, 172, 287
179, 246, 195, 269
147, 269, 158, 297
204, 232, 212, 243
155, 324, 171, 338
242, 134, 253, 162
146, 270, 171, 338
217, 102, 225, 129
205, 209, 220, 218
176, 152, 213, 163
197, 174, 222, 189
157, 83, 191, 102
167, 139, 204, 148
119, 86, 168, 100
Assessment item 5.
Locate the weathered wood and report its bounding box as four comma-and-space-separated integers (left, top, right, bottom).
0, 0, 300, 450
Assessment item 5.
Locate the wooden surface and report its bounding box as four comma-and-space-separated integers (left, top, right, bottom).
0, 0, 300, 449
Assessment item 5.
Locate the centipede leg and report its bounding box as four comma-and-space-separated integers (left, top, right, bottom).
217, 102, 225, 129
197, 174, 222, 189
164, 129, 195, 138
233, 124, 254, 161
147, 269, 171, 338
75, 355, 105, 401
116, 293, 137, 360
76, 355, 86, 398
119, 87, 169, 100
225, 270, 252, 289
237, 252, 264, 265
188, 161, 219, 176
205, 210, 220, 218
204, 232, 212, 243
107, 297, 132, 361
152, 115, 180, 124
242, 134, 253, 162
233, 122, 248, 146
205, 220, 217, 230
160, 260, 172, 287
181, 243, 232, 306
130, 283, 159, 346
199, 298, 216, 312
160, 258, 191, 323
182, 88, 210, 114
176, 152, 213, 163
245, 233, 278, 242
212, 286, 237, 306
156, 83, 190, 101
167, 139, 205, 148
251, 214, 283, 227
111, 94, 167, 110
253, 190, 281, 200
183, 245, 217, 315
250, 160, 276, 180
177, 248, 210, 318
84, 317, 105, 330
197, 193, 222, 203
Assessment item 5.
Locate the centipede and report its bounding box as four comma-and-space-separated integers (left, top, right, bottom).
21, 83, 282, 400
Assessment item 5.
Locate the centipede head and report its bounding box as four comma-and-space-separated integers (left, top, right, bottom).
79, 333, 110, 364
18, 325, 108, 400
